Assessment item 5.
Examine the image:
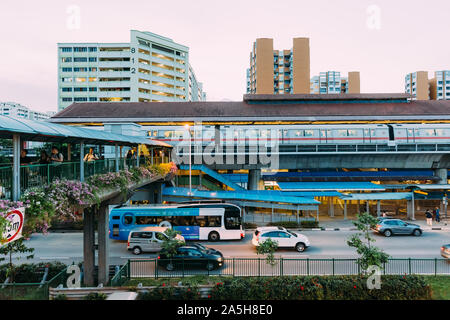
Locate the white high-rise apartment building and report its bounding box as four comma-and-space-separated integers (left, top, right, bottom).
57, 30, 206, 111
0, 102, 53, 121
310, 71, 345, 94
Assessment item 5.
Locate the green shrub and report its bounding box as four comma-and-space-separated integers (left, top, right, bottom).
209, 275, 431, 300
84, 292, 107, 300
300, 220, 319, 228
0, 262, 67, 283
138, 284, 200, 300
267, 221, 300, 228
54, 294, 67, 300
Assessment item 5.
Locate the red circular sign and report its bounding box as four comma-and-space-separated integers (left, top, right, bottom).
5, 209, 24, 242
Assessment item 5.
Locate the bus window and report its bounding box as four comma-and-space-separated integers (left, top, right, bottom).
195, 216, 207, 227
123, 214, 133, 225
208, 216, 222, 227
136, 216, 152, 225
224, 216, 241, 230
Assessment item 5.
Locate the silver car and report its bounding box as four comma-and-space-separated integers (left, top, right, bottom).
127, 227, 185, 255
441, 244, 450, 259
373, 219, 422, 237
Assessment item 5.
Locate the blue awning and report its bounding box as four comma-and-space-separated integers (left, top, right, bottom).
162, 187, 320, 204
277, 182, 386, 191
0, 115, 171, 147
242, 190, 342, 197
340, 192, 412, 201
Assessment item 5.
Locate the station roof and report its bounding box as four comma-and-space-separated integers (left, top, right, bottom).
162, 187, 320, 204
50, 94, 450, 124
0, 115, 172, 147
277, 182, 386, 191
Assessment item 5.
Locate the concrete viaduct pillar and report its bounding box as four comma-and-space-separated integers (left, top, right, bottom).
434, 169, 448, 184
248, 169, 263, 190
83, 208, 95, 287
97, 203, 110, 286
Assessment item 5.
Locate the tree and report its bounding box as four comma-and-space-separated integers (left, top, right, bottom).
347, 212, 390, 272
256, 238, 278, 267
0, 238, 34, 282
160, 228, 185, 259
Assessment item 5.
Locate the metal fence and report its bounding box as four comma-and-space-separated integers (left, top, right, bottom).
0, 158, 141, 199
0, 266, 69, 300
123, 258, 450, 280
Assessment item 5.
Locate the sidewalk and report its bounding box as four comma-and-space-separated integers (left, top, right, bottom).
317, 215, 450, 231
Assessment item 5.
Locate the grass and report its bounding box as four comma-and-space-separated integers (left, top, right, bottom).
424, 276, 450, 300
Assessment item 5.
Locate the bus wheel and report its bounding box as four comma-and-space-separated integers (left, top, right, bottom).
208, 232, 220, 242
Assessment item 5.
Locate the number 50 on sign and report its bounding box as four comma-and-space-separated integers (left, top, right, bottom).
1, 208, 25, 246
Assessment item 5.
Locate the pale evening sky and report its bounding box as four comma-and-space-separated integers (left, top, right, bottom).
0, 0, 449, 113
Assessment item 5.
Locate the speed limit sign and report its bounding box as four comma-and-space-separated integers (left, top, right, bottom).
1, 208, 25, 245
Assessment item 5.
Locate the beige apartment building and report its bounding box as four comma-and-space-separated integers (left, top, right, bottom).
247, 38, 310, 94
405, 70, 450, 100
246, 38, 360, 95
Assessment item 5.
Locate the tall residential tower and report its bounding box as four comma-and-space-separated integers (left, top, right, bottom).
246, 38, 310, 94
57, 30, 206, 111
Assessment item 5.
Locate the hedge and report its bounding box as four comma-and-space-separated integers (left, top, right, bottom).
210, 276, 432, 300
137, 275, 431, 300
0, 262, 67, 283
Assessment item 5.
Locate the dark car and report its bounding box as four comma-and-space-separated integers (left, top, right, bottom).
190, 243, 223, 257
158, 245, 224, 271
373, 219, 422, 237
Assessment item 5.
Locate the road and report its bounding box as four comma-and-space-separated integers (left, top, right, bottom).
9, 229, 450, 266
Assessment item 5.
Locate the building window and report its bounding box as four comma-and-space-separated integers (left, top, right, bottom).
61, 47, 72, 52
89, 47, 97, 52
62, 68, 72, 72
74, 97, 88, 102
61, 77, 73, 82
74, 57, 88, 62
74, 87, 87, 92
89, 57, 97, 62
89, 87, 97, 91
61, 57, 72, 63
74, 47, 87, 52
89, 97, 98, 101
62, 98, 73, 102
62, 87, 72, 92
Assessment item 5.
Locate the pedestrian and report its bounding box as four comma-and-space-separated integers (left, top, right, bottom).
37, 150, 51, 164
50, 146, 64, 179
382, 210, 387, 217
83, 147, 99, 162
435, 207, 440, 223
425, 209, 433, 226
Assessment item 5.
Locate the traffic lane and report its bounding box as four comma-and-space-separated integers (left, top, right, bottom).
9, 229, 450, 264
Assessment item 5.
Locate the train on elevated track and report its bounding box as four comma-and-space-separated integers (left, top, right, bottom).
146, 123, 450, 146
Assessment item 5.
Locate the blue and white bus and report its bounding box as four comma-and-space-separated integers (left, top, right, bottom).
109, 202, 244, 241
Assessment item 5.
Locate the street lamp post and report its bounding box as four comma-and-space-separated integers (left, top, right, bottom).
185, 124, 192, 195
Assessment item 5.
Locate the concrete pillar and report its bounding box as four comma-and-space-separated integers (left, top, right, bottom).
248, 169, 262, 190
12, 134, 21, 201
67, 144, 72, 162
97, 204, 109, 286
83, 208, 95, 287
296, 207, 300, 224
328, 198, 334, 217
115, 144, 119, 172
344, 200, 348, 220
434, 169, 448, 184
366, 201, 370, 214
377, 200, 381, 217
156, 183, 163, 204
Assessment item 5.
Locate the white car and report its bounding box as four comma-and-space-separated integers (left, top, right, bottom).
252, 226, 310, 252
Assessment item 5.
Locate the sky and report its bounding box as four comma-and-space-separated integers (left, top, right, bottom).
0, 0, 449, 113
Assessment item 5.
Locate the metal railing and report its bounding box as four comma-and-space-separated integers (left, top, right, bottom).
0, 158, 141, 200
124, 258, 450, 280
0, 266, 69, 300
175, 143, 450, 155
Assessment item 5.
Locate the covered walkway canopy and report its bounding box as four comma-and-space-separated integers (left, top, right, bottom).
162, 187, 321, 222
340, 192, 413, 201
277, 182, 386, 191
0, 115, 171, 200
